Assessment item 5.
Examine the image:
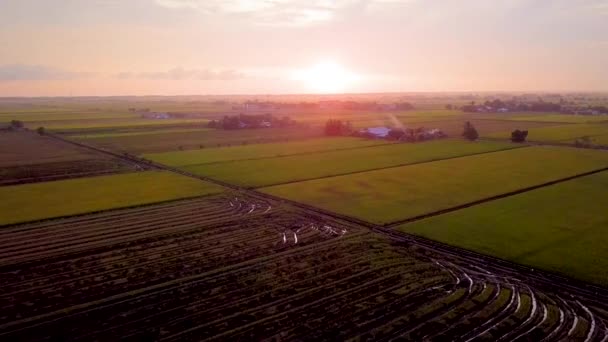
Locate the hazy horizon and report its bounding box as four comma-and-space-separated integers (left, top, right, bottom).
2, 0, 608, 96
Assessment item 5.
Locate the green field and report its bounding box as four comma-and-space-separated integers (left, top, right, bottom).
184, 140, 518, 188
76, 127, 324, 153
0, 111, 140, 122
399, 109, 462, 117
394, 119, 558, 137
289, 109, 460, 127
0, 100, 231, 115
508, 114, 608, 123
0, 171, 223, 225
585, 134, 608, 146
261, 146, 608, 224
144, 137, 390, 166
399, 171, 608, 286
72, 128, 212, 139
27, 117, 210, 130
486, 123, 608, 142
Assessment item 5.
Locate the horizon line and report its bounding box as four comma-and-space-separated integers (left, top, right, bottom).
2, 90, 608, 99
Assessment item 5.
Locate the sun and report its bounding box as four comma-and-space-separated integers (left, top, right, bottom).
293, 61, 359, 93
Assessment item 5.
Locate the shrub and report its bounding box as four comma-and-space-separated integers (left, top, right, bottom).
462, 121, 479, 141
10, 120, 24, 130
324, 119, 352, 136
511, 129, 528, 143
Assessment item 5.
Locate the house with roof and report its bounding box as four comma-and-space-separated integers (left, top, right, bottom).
361, 126, 391, 138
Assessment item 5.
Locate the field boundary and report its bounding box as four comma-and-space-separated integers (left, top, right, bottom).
42, 131, 608, 298
481, 137, 608, 150
0, 169, 129, 187
155, 141, 397, 168
471, 118, 581, 125
48, 122, 210, 134
0, 192, 228, 230
246, 144, 528, 189
384, 167, 608, 227
252, 189, 608, 298
42, 131, 160, 169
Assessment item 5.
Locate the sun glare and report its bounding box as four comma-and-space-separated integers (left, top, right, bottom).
293, 61, 359, 93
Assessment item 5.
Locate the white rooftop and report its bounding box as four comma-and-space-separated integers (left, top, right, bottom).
366, 127, 391, 137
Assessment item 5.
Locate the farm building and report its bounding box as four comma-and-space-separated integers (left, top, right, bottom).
361, 127, 391, 138
141, 112, 170, 119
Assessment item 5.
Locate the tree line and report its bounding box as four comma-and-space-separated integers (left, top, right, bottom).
207, 113, 296, 130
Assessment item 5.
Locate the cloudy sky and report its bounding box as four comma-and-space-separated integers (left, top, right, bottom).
1, 0, 607, 96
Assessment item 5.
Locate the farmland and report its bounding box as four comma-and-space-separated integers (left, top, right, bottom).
181, 139, 518, 188
26, 117, 210, 131
486, 123, 608, 142
0, 111, 140, 122
0, 171, 223, 225
261, 146, 608, 223
395, 118, 559, 137
505, 114, 608, 124
71, 127, 213, 138
73, 117, 545, 155
145, 136, 391, 166
0, 131, 139, 185
399, 171, 608, 286
2, 97, 608, 340
1, 194, 606, 341
0, 131, 96, 167
0, 106, 213, 132
587, 134, 608, 146
73, 127, 324, 154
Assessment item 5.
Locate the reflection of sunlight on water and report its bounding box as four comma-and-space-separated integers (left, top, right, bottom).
280, 223, 347, 245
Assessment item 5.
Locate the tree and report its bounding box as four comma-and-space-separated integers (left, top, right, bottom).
445, 104, 453, 110
402, 128, 416, 142
324, 119, 351, 136
461, 104, 478, 113
395, 102, 414, 110
387, 129, 405, 140
36, 127, 45, 135
510, 129, 528, 143
9, 120, 24, 130
344, 121, 353, 133
221, 115, 240, 130
462, 121, 479, 141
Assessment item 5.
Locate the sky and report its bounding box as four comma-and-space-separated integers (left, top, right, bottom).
0, 0, 607, 96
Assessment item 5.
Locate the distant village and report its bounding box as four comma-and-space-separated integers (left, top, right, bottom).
233, 100, 415, 112
324, 119, 446, 142
126, 98, 607, 143
356, 126, 446, 142
456, 99, 608, 115
128, 100, 416, 125
207, 114, 297, 130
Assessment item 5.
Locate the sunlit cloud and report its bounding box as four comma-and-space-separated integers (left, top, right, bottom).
116, 67, 246, 81
591, 0, 608, 13
154, 0, 279, 12
0, 64, 93, 81
153, 0, 415, 26
1, 0, 608, 95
